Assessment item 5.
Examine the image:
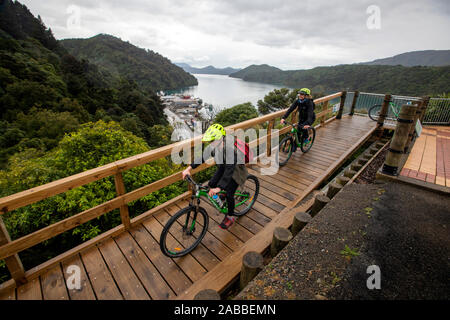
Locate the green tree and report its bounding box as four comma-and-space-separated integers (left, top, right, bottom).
0, 121, 184, 280
214, 102, 259, 126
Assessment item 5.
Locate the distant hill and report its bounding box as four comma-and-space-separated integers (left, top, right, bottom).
175, 63, 241, 75
61, 34, 198, 92
230, 64, 450, 96
360, 50, 450, 67
229, 64, 284, 84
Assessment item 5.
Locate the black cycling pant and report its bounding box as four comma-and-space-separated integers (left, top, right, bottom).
208, 166, 239, 216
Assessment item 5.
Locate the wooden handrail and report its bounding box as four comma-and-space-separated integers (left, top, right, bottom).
0, 92, 343, 264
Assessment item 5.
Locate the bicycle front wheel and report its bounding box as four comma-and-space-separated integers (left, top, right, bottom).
233, 174, 259, 216
278, 136, 294, 166
159, 206, 209, 258
300, 127, 316, 153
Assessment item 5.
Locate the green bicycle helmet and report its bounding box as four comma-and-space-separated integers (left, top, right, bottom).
298, 88, 311, 95
202, 123, 226, 142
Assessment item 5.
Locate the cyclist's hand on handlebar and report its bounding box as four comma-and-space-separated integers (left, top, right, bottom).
303, 125, 311, 129
280, 118, 286, 125
182, 167, 192, 180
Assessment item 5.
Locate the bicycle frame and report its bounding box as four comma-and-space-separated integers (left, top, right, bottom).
186, 176, 251, 215
284, 122, 305, 147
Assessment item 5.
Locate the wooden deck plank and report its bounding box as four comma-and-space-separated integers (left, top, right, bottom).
404, 134, 426, 171
41, 264, 69, 300
420, 135, 436, 175
0, 287, 15, 300
114, 231, 175, 300
80, 246, 123, 300
129, 223, 192, 295
61, 254, 96, 300
98, 238, 150, 300
16, 277, 42, 300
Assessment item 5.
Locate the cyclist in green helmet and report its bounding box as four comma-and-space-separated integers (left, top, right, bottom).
182, 123, 248, 229
280, 88, 316, 152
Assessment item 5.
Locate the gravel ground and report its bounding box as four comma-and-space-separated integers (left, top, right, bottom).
236, 164, 450, 300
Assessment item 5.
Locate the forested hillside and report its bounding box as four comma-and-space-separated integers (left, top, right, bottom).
0, 0, 176, 168
61, 34, 198, 92
230, 64, 450, 96
360, 50, 450, 67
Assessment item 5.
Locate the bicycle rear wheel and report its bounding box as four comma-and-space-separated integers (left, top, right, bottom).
159, 206, 209, 258
233, 175, 259, 217
278, 136, 294, 166
368, 104, 382, 121
300, 127, 316, 153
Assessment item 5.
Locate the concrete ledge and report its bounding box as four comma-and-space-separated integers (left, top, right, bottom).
376, 170, 450, 196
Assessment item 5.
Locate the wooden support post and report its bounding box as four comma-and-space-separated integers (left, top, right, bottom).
336, 91, 347, 119
419, 96, 431, 123
240, 251, 264, 290
337, 176, 351, 186
351, 163, 363, 172
0, 217, 26, 285
310, 194, 330, 217
271, 227, 292, 257
194, 289, 221, 300
290, 109, 298, 125
382, 104, 418, 176
291, 211, 312, 236
321, 101, 329, 127
349, 91, 359, 116
344, 169, 357, 178
369, 147, 378, 155
326, 182, 343, 199
114, 172, 131, 230
376, 94, 392, 133
405, 100, 423, 152
266, 119, 274, 157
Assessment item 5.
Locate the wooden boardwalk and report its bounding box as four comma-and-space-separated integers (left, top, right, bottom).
400, 126, 450, 187
0, 115, 376, 300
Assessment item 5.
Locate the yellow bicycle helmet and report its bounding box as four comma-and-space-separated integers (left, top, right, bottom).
202, 123, 226, 142
299, 88, 311, 95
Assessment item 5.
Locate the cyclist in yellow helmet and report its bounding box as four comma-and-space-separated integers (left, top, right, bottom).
280, 88, 315, 152
182, 123, 248, 229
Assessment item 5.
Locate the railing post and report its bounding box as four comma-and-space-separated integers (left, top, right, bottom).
336, 91, 347, 119
381, 103, 418, 175
375, 93, 392, 135
114, 172, 131, 230
320, 101, 329, 127
419, 96, 431, 123
349, 91, 359, 116
0, 217, 26, 285
266, 119, 274, 157
405, 98, 424, 152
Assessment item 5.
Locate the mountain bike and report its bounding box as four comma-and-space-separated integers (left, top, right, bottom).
368, 101, 408, 121
278, 121, 316, 166
159, 174, 259, 258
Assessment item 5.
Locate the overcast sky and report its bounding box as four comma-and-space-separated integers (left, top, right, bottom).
19, 0, 450, 70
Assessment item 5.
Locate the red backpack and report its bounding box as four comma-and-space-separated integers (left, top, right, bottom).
234, 138, 254, 164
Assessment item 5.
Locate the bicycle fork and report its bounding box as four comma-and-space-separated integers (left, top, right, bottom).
184, 197, 200, 235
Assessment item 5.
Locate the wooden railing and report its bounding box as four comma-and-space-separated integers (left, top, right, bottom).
0, 91, 345, 285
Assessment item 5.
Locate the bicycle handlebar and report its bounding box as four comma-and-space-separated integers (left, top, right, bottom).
184, 174, 209, 191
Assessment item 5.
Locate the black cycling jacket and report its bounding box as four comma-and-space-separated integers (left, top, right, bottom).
281, 98, 315, 127
190, 141, 247, 189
